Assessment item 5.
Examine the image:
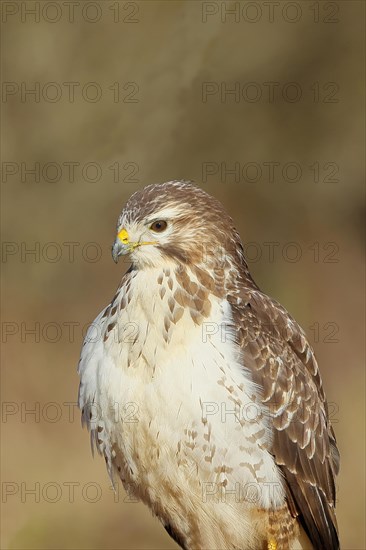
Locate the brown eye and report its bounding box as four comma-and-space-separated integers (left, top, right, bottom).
150, 220, 167, 232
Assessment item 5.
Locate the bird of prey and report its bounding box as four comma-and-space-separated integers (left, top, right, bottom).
78, 181, 339, 550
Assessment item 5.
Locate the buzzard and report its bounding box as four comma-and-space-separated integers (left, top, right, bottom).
78, 181, 339, 550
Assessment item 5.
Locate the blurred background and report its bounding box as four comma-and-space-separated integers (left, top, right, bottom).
1, 1, 365, 548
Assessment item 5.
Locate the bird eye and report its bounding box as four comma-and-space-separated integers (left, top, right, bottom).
150, 220, 167, 232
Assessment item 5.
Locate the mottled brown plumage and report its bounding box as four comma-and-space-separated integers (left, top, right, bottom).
229, 292, 339, 549
79, 180, 339, 550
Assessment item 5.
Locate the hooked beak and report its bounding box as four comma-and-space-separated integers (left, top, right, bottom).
111, 228, 157, 263
112, 239, 129, 263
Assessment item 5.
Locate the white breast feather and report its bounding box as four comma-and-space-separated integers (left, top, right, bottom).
78, 266, 286, 547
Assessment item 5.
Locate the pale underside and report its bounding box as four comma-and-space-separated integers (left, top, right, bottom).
78, 264, 312, 549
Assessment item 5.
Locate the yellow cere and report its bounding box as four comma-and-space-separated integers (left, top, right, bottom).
117, 228, 129, 244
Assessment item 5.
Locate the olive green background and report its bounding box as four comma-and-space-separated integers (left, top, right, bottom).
1, 1, 365, 549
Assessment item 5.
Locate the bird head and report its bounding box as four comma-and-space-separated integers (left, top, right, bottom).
112, 180, 243, 271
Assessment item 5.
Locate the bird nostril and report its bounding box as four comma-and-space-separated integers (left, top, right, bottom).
118, 229, 129, 244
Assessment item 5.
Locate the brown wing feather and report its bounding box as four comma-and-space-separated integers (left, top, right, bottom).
229, 289, 340, 550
